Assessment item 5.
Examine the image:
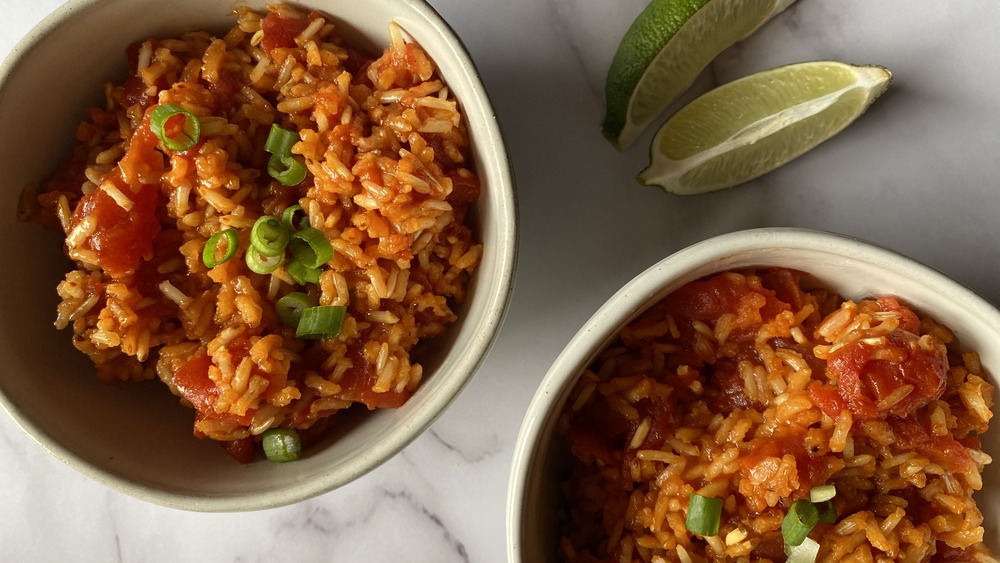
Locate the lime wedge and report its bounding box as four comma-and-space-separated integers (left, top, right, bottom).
603, 0, 797, 150
638, 61, 892, 195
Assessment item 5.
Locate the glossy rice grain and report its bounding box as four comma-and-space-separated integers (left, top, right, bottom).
558, 268, 995, 562
22, 3, 482, 462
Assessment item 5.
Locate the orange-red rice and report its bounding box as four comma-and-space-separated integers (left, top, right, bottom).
22, 3, 481, 461
559, 268, 995, 562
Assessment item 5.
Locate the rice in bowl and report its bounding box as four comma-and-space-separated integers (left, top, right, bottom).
558, 267, 995, 562
19, 3, 482, 463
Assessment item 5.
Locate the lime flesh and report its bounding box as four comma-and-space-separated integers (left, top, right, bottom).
603, 0, 797, 150
639, 61, 892, 195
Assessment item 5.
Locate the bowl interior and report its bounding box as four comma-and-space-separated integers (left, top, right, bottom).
509, 228, 1000, 561
0, 0, 515, 510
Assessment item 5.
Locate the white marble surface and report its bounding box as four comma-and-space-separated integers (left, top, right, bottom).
4, 1, 1000, 561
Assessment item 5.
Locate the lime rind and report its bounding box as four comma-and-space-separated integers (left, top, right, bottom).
604, 0, 797, 150
638, 62, 891, 195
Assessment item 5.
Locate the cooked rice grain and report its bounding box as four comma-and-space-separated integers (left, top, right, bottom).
25, 3, 481, 461
559, 268, 995, 562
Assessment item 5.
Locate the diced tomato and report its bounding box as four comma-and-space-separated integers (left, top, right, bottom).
808, 380, 848, 420
120, 41, 157, 109
709, 358, 755, 413
70, 175, 160, 278
260, 10, 322, 55
173, 356, 217, 413
888, 417, 974, 474
446, 170, 480, 206
120, 75, 155, 110
761, 268, 807, 311
221, 437, 254, 464
172, 342, 255, 427
565, 396, 628, 468
876, 296, 921, 334
827, 331, 947, 420
333, 346, 412, 409
662, 271, 790, 343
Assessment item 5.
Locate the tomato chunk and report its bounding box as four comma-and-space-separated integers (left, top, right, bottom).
173, 355, 217, 413
889, 417, 974, 474
221, 437, 254, 464
70, 175, 160, 278
827, 331, 947, 420
260, 10, 322, 55
329, 346, 411, 409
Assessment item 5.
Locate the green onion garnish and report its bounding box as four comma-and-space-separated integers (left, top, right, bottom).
784, 536, 820, 563
202, 228, 238, 268
281, 204, 309, 232
264, 124, 299, 156
262, 428, 301, 462
275, 292, 316, 328
150, 103, 201, 151
289, 227, 334, 269
268, 153, 308, 186
245, 245, 283, 274
809, 485, 836, 503
295, 305, 346, 339
686, 493, 723, 537
285, 258, 321, 286
782, 499, 819, 547
250, 215, 289, 258
815, 500, 837, 525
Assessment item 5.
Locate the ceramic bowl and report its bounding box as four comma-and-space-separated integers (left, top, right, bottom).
0, 0, 516, 511
506, 227, 1000, 561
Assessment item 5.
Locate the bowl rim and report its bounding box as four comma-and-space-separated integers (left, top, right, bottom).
0, 0, 518, 511
505, 226, 1000, 560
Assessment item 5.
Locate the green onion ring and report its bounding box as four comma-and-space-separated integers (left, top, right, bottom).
782, 499, 819, 547
268, 153, 308, 186
289, 227, 334, 269
809, 484, 836, 503
275, 292, 316, 328
262, 428, 301, 462
202, 228, 239, 268
281, 204, 309, 232
150, 103, 201, 151
685, 493, 723, 537
784, 536, 820, 563
815, 500, 837, 524
285, 258, 322, 286
245, 245, 283, 274
250, 215, 289, 258
264, 124, 299, 156
295, 305, 347, 339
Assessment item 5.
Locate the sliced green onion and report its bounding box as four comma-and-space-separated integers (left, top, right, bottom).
784, 536, 820, 563
150, 103, 201, 151
202, 228, 238, 268
281, 204, 309, 232
815, 500, 837, 524
285, 258, 322, 286
245, 244, 283, 274
262, 428, 301, 462
686, 494, 723, 537
289, 227, 334, 269
276, 292, 316, 328
250, 215, 289, 257
782, 499, 819, 547
268, 153, 308, 186
295, 305, 347, 339
265, 124, 298, 156
809, 485, 837, 503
